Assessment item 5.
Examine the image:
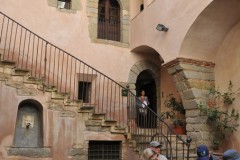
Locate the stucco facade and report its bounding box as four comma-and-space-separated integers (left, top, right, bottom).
0, 0, 240, 159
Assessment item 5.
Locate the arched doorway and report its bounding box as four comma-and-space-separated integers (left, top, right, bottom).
13, 100, 43, 147
136, 70, 157, 128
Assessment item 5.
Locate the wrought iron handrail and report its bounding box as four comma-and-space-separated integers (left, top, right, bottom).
0, 11, 191, 159
0, 11, 127, 126
127, 96, 192, 160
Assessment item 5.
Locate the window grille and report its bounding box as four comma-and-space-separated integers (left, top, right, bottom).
88, 141, 121, 160
98, 0, 120, 41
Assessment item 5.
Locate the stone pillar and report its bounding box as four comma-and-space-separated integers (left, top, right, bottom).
164, 58, 215, 147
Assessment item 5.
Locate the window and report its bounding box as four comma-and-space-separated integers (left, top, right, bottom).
88, 141, 121, 160
98, 0, 120, 41
57, 0, 71, 9
140, 4, 144, 11
78, 81, 91, 103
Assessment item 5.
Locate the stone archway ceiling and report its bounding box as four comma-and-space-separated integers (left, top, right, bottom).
131, 45, 164, 63
128, 60, 160, 84
179, 0, 240, 62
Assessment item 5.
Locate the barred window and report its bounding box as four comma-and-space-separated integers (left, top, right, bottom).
98, 0, 120, 41
88, 141, 121, 160
78, 81, 91, 103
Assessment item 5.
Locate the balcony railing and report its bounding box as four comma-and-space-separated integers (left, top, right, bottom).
0, 11, 191, 159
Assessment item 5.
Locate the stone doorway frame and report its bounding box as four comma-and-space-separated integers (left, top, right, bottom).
127, 60, 160, 113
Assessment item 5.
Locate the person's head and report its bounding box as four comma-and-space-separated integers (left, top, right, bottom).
141, 90, 146, 96
196, 145, 210, 160
150, 141, 162, 154
142, 148, 158, 160
222, 149, 240, 160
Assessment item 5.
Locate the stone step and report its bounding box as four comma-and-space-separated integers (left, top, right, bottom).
11, 74, 25, 82
89, 113, 106, 120
24, 76, 43, 84
102, 119, 117, 126
64, 99, 83, 107
0, 60, 16, 66
13, 68, 30, 76
110, 126, 126, 134
51, 91, 69, 100
78, 106, 95, 113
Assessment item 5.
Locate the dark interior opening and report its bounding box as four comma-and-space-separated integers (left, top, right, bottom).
140, 4, 144, 11
88, 141, 121, 160
136, 70, 157, 128
78, 81, 92, 103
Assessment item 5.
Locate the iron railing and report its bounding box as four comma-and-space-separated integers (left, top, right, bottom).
0, 11, 191, 159
0, 11, 125, 126
127, 100, 192, 160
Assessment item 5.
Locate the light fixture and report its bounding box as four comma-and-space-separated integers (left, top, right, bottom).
156, 24, 169, 32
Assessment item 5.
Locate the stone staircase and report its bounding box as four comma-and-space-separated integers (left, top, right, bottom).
0, 59, 127, 133
0, 58, 132, 159
0, 58, 199, 160
127, 128, 197, 160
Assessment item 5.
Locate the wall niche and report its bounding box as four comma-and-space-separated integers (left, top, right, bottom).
7, 99, 51, 158
13, 99, 43, 147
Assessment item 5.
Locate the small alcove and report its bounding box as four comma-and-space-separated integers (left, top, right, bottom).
13, 99, 43, 147
8, 99, 51, 158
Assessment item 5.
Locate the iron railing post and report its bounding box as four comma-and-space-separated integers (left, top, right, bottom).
43, 42, 48, 93
186, 136, 192, 160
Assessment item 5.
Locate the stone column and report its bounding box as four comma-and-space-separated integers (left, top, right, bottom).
164, 58, 215, 147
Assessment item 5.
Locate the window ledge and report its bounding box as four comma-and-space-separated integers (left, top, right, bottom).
92, 38, 129, 48
56, 8, 77, 14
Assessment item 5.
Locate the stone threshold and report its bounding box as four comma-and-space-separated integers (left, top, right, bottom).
7, 147, 51, 158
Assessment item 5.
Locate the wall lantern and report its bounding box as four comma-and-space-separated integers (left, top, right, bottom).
156, 24, 169, 32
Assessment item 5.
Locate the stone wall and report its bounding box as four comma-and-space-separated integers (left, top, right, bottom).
164, 58, 215, 147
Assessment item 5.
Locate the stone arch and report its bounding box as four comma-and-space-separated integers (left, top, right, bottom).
131, 45, 164, 63
128, 60, 160, 112
13, 99, 43, 148
87, 0, 130, 47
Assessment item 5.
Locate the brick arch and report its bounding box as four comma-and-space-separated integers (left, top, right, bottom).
127, 60, 160, 112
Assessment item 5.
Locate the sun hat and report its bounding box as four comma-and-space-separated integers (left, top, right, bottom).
223, 149, 240, 160
150, 141, 162, 148
196, 145, 210, 160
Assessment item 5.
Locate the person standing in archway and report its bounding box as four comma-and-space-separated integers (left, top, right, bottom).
138, 90, 150, 115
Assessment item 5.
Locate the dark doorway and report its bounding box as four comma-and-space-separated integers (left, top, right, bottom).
136, 70, 157, 128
